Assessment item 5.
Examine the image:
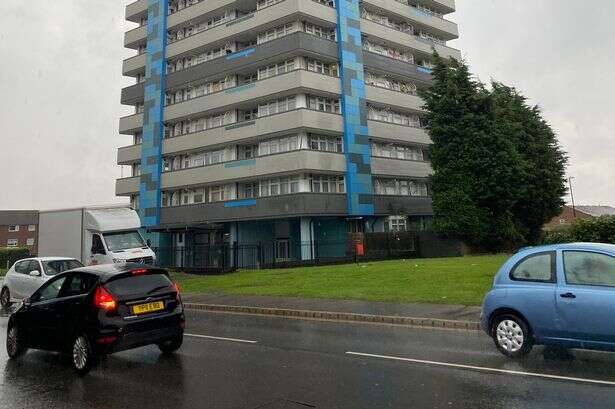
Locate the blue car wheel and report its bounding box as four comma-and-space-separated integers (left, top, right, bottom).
491, 314, 533, 358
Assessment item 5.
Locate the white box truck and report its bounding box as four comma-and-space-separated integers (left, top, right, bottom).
38, 206, 156, 266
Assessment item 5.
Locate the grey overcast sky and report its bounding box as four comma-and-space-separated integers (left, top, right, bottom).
0, 0, 613, 211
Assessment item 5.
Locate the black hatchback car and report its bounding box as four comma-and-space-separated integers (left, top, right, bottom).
6, 264, 185, 374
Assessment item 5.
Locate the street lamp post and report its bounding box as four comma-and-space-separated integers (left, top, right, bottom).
568, 177, 577, 218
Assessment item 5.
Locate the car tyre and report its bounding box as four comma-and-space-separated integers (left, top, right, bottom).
158, 334, 183, 354
491, 314, 533, 358
72, 334, 97, 375
0, 287, 11, 309
6, 324, 27, 359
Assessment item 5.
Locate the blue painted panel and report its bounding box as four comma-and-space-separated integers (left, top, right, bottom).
224, 159, 256, 168
417, 66, 433, 74
226, 47, 256, 60
139, 0, 168, 227
224, 199, 257, 208
335, 0, 374, 216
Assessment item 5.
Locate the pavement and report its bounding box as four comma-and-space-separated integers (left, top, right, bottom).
1, 307, 615, 408
182, 293, 482, 330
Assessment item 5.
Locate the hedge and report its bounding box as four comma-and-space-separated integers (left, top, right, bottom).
544, 216, 615, 244
0, 247, 31, 269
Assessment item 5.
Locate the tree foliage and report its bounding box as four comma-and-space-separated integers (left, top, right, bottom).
419, 54, 568, 250
544, 216, 615, 244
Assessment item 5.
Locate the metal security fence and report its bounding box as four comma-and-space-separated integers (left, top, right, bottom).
151, 232, 418, 274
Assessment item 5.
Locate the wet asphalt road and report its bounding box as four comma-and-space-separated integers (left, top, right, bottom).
1, 308, 615, 409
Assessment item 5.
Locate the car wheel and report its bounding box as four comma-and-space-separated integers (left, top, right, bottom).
0, 287, 11, 309
6, 325, 27, 359
158, 334, 183, 354
491, 314, 533, 358
72, 334, 96, 375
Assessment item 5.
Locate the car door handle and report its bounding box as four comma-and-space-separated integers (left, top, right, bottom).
560, 292, 576, 299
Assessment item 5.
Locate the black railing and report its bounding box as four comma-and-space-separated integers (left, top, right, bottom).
151, 232, 418, 274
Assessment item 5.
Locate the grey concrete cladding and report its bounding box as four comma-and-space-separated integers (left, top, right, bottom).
158, 193, 433, 225
117, 109, 432, 165
115, 150, 432, 196
121, 32, 434, 105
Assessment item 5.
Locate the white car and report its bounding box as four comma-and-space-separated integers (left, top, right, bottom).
0, 257, 83, 308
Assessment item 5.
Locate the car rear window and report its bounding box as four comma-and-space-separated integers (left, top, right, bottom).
105, 273, 173, 297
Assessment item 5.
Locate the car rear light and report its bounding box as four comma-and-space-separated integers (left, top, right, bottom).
132, 268, 148, 275
96, 336, 118, 345
173, 282, 182, 303
94, 286, 117, 312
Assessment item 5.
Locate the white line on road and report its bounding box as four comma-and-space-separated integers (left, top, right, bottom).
185, 333, 258, 344
346, 351, 615, 387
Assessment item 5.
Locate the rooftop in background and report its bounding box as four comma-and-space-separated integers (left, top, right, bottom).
575, 205, 615, 217
0, 210, 39, 226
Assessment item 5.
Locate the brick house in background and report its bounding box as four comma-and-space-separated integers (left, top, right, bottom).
0, 211, 39, 255
543, 205, 615, 231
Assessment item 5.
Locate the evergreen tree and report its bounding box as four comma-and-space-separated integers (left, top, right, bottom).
420, 55, 526, 249
490, 83, 568, 244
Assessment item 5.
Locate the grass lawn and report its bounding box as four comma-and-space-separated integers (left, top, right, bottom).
171, 254, 509, 306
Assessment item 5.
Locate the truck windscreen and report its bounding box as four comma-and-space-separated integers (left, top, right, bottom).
103, 231, 146, 252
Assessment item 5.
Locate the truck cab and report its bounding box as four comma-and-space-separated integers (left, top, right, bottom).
85, 208, 156, 266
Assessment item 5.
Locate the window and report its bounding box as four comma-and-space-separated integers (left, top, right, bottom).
306, 59, 339, 77
14, 260, 31, 274
7, 239, 18, 247
563, 251, 615, 287
257, 22, 297, 44
238, 144, 258, 160
374, 178, 428, 196
28, 224, 36, 231
258, 59, 296, 80
26, 238, 35, 246
308, 96, 340, 113
259, 135, 299, 155
61, 274, 98, 297
510, 252, 555, 283
33, 276, 67, 303
387, 216, 408, 232
91, 234, 106, 255
308, 134, 343, 152
8, 225, 19, 232
304, 23, 336, 40
311, 175, 345, 193
258, 96, 296, 117
42, 259, 84, 276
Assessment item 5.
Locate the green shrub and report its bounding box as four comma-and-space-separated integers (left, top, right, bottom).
544, 216, 615, 244
0, 247, 31, 269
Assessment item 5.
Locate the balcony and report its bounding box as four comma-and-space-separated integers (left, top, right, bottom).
160, 193, 349, 225
122, 53, 147, 77
164, 70, 340, 122
125, 0, 147, 23
119, 112, 143, 135
368, 120, 431, 145
124, 25, 147, 49
121, 32, 339, 105
116, 149, 346, 195
374, 195, 433, 216
371, 157, 432, 179
365, 85, 424, 113
116, 176, 140, 196
361, 19, 461, 60
117, 144, 142, 165
363, 0, 458, 40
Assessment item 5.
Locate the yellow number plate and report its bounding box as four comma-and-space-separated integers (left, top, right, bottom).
131, 301, 165, 315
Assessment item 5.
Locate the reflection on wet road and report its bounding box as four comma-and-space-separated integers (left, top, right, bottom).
0, 307, 614, 408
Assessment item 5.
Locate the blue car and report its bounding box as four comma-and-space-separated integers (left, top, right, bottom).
481, 243, 615, 357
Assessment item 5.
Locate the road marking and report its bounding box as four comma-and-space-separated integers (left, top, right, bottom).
185, 333, 258, 344
346, 351, 615, 387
